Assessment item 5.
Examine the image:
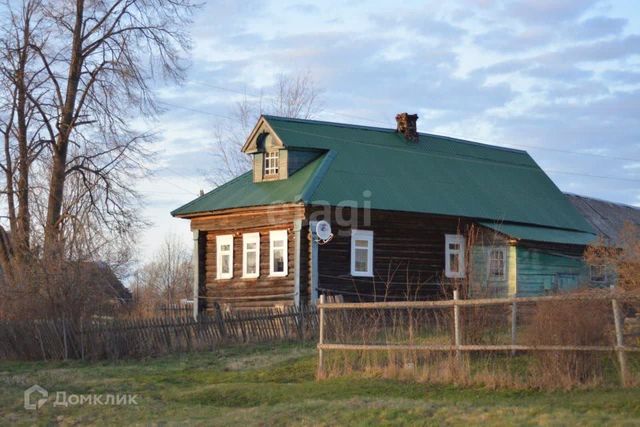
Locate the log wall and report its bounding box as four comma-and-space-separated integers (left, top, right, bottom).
309, 207, 472, 301
190, 204, 307, 311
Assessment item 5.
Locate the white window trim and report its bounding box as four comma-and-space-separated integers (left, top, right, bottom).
242, 232, 260, 279
590, 264, 607, 283
351, 229, 374, 277
216, 234, 233, 280
445, 234, 465, 278
487, 247, 507, 281
269, 230, 288, 277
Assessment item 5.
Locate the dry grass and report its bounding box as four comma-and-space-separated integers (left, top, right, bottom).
321, 291, 639, 390
522, 298, 614, 389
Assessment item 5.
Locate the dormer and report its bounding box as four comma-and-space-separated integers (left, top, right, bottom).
242, 117, 288, 182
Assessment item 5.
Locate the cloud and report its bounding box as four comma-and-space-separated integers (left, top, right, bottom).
134, 0, 640, 264
601, 69, 640, 84
571, 16, 626, 40
506, 0, 601, 24
368, 13, 467, 41
475, 27, 555, 52
285, 3, 321, 15
547, 34, 640, 63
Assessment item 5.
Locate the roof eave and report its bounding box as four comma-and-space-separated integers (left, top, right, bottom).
172, 201, 306, 220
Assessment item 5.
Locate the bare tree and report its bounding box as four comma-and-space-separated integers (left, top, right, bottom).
207, 70, 324, 185
0, 0, 196, 284
585, 222, 640, 292
271, 71, 323, 119
0, 0, 46, 273
130, 233, 192, 317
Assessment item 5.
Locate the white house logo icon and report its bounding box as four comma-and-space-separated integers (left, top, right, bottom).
24, 385, 48, 410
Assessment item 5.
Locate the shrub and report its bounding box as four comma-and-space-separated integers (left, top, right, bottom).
522, 296, 614, 389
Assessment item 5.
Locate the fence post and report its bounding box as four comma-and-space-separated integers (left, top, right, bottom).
511, 300, 517, 356
80, 318, 85, 361
611, 295, 629, 387
317, 295, 325, 379
299, 305, 306, 342
214, 303, 226, 341
453, 290, 461, 359
62, 319, 68, 361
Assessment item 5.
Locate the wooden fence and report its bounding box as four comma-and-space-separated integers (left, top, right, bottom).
0, 305, 318, 361
316, 291, 640, 386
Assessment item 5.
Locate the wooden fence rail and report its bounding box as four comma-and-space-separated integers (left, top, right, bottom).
0, 305, 318, 361
316, 291, 640, 386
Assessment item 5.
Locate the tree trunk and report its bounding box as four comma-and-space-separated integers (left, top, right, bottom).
14, 17, 31, 260
43, 0, 85, 256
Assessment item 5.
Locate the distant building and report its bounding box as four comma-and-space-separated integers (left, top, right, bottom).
83, 262, 132, 305
565, 193, 640, 247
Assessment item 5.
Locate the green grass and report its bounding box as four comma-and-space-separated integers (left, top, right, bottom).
2, 343, 640, 426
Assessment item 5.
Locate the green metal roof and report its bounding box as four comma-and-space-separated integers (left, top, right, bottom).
171, 153, 331, 216
172, 115, 595, 235
479, 222, 597, 246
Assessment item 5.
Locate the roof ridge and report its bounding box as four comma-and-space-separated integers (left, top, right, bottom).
264, 114, 527, 155
420, 132, 527, 154
275, 126, 537, 170
263, 114, 395, 133
565, 192, 640, 211
299, 150, 336, 202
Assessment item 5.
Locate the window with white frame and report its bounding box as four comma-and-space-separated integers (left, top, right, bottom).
264, 151, 279, 176
269, 230, 288, 276
216, 235, 233, 279
488, 248, 507, 280
242, 233, 260, 278
351, 229, 373, 277
590, 264, 607, 283
445, 234, 465, 278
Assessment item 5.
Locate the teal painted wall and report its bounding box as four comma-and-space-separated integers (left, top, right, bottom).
469, 245, 515, 298
515, 247, 589, 296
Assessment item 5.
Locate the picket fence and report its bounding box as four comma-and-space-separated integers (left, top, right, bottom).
0, 305, 318, 361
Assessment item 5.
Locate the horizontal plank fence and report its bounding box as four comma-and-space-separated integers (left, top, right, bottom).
317, 291, 640, 386
0, 305, 318, 361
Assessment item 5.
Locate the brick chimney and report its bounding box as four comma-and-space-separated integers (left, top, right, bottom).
395, 113, 419, 142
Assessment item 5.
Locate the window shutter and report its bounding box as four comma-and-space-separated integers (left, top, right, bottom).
278, 149, 288, 180
253, 153, 264, 182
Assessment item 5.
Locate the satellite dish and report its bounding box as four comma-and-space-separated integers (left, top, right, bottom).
315, 220, 333, 244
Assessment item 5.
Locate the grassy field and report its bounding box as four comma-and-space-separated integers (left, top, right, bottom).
2, 343, 640, 426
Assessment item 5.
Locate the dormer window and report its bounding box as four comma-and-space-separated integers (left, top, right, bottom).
245, 125, 288, 182
264, 151, 279, 177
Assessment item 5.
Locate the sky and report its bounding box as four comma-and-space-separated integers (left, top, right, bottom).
135, 0, 640, 264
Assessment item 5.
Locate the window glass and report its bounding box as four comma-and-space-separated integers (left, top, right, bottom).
221, 255, 230, 274
355, 248, 368, 272
488, 248, 506, 280
273, 248, 284, 272
590, 265, 606, 283
246, 252, 257, 274
449, 253, 459, 273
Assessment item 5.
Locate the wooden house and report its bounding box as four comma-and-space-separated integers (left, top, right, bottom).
172, 113, 602, 314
